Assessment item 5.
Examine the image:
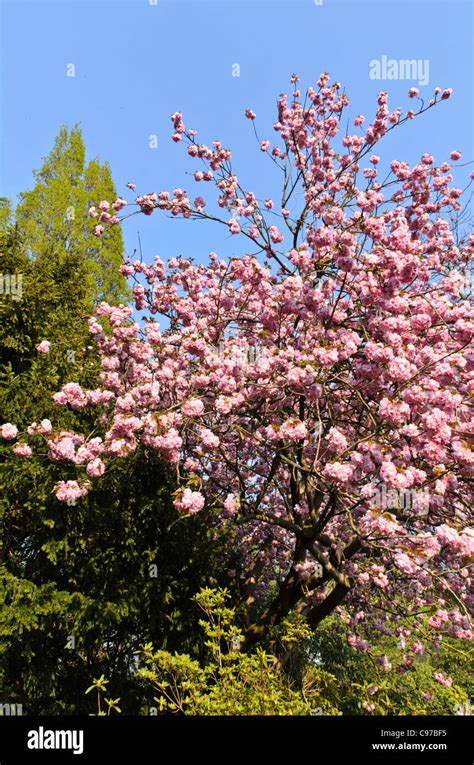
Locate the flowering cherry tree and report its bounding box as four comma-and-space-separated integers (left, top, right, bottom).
4, 74, 473, 658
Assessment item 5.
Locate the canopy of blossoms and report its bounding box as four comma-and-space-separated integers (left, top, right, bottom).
3, 74, 473, 659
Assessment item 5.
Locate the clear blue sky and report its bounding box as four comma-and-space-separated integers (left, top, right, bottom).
1, 0, 473, 267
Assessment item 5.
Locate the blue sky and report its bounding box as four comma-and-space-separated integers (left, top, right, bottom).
1, 0, 473, 267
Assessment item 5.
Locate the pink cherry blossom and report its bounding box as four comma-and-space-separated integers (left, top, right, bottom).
174, 488, 205, 515
86, 458, 106, 477
1, 423, 18, 440
434, 672, 453, 687
326, 427, 348, 454
376, 655, 392, 672
54, 480, 91, 503
199, 428, 220, 449
181, 399, 205, 417
12, 442, 32, 457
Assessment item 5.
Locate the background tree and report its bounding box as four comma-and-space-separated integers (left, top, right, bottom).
15, 125, 128, 306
